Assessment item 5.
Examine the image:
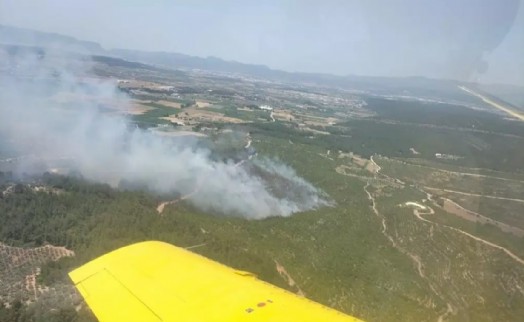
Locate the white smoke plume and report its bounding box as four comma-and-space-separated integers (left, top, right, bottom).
0, 46, 331, 218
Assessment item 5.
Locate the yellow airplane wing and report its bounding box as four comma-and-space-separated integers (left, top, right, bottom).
69, 241, 364, 322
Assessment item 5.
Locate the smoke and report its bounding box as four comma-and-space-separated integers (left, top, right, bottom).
0, 46, 331, 219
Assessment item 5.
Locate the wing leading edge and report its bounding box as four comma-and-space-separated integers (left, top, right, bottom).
69, 241, 364, 322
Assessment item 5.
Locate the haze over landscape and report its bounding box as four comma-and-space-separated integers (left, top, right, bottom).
1, 1, 524, 322
1, 0, 523, 86
0, 50, 328, 218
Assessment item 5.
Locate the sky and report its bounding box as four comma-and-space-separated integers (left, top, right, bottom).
1, 0, 523, 85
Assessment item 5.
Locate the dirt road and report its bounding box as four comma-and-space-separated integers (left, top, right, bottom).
369, 155, 381, 173
364, 184, 452, 318
410, 201, 524, 266
441, 198, 524, 237
392, 158, 524, 183
274, 260, 305, 296
156, 190, 197, 214
424, 187, 524, 203
365, 155, 523, 319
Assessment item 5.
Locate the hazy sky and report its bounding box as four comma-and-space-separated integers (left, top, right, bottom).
1, 0, 523, 85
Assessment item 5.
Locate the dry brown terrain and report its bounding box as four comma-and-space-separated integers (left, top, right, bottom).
123, 103, 153, 115
274, 260, 305, 297
299, 126, 330, 135
162, 108, 245, 125
157, 100, 182, 109
117, 79, 174, 92
0, 243, 75, 305
272, 109, 295, 122
338, 151, 380, 174
441, 198, 524, 237
152, 130, 207, 138
293, 112, 337, 126
195, 100, 211, 108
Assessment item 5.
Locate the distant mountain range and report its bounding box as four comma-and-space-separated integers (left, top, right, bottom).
2, 24, 523, 107
0, 24, 103, 53
0, 24, 458, 85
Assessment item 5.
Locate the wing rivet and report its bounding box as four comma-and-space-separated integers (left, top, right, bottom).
245, 308, 254, 313
257, 302, 266, 307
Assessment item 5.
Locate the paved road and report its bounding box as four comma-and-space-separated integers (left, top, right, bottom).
459, 86, 524, 121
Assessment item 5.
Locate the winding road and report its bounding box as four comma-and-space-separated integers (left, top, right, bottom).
410, 202, 524, 266
371, 156, 524, 266
424, 187, 524, 203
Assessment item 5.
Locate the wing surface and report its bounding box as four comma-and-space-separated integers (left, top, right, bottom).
69, 241, 364, 322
